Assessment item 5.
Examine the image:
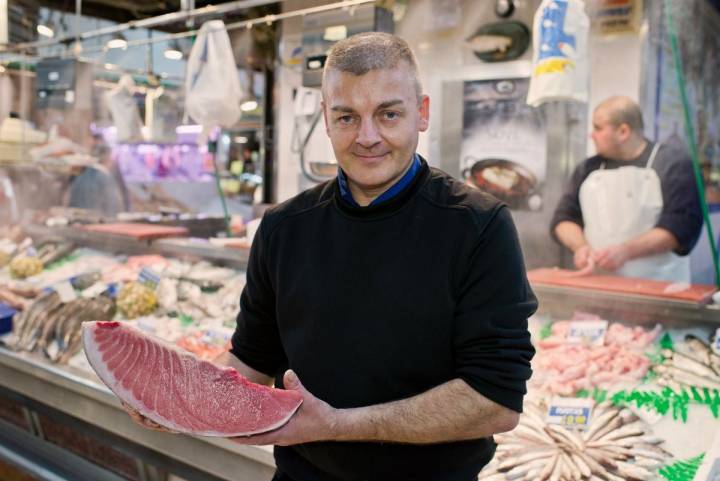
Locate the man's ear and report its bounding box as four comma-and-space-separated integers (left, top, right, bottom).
418, 95, 430, 132
618, 123, 632, 141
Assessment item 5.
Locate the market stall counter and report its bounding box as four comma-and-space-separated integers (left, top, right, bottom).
0, 347, 276, 481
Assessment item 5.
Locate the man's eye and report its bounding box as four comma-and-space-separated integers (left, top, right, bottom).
382, 111, 399, 120
338, 115, 354, 124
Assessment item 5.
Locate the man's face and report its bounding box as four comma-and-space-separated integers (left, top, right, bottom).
322, 63, 429, 196
590, 109, 623, 158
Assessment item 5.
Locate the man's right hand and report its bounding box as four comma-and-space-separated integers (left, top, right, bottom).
573, 245, 593, 269
121, 402, 178, 433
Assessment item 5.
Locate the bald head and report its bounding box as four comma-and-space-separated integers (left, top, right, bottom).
594, 96, 644, 134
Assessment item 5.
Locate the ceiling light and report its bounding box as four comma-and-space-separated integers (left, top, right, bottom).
234, 136, 248, 144
240, 99, 258, 112
106, 33, 128, 50
164, 48, 183, 60
37, 10, 55, 38
37, 24, 55, 38
164, 40, 184, 60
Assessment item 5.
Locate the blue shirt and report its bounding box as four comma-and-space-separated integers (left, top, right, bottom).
337, 154, 422, 207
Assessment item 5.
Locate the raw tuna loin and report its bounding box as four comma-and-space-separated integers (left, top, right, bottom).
82, 321, 302, 436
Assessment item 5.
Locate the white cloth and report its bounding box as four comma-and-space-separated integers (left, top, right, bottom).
579, 143, 690, 282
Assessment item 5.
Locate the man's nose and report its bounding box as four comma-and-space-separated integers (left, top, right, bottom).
356, 118, 381, 147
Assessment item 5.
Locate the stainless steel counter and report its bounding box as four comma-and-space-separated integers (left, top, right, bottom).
23, 224, 250, 269
533, 283, 720, 327
0, 346, 275, 481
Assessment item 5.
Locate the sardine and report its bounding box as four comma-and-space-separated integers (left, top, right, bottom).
684, 334, 713, 365
513, 424, 554, 445
576, 450, 609, 476
587, 416, 623, 442
663, 349, 720, 379
545, 424, 584, 451
584, 448, 617, 470
583, 409, 618, 441
538, 452, 559, 481
597, 421, 646, 442
569, 452, 591, 478
655, 364, 720, 390
499, 449, 556, 471
505, 458, 547, 479
631, 447, 668, 462
560, 452, 581, 481
615, 460, 653, 480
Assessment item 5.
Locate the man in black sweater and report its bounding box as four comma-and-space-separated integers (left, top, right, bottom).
131, 32, 536, 481
217, 32, 537, 481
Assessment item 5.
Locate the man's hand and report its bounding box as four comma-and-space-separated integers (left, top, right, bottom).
122, 402, 178, 434
593, 244, 631, 271
573, 244, 593, 269
232, 370, 339, 446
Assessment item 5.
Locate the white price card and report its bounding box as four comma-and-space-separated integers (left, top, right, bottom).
137, 267, 161, 291
566, 320, 609, 346
546, 397, 594, 430
54, 280, 77, 303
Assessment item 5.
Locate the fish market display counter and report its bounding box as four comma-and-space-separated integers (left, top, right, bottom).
0, 346, 276, 481
532, 282, 720, 327
23, 224, 251, 270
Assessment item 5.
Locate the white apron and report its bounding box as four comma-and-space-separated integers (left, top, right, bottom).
578, 143, 690, 283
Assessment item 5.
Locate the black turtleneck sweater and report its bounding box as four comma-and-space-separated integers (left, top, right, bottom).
230, 157, 537, 481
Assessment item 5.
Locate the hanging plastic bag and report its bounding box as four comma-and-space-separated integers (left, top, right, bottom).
145, 87, 181, 143
105, 74, 144, 142
185, 20, 244, 143
526, 0, 589, 106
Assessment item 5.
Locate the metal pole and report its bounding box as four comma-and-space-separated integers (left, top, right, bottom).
5, 0, 281, 52
75, 0, 81, 47
1, 0, 375, 57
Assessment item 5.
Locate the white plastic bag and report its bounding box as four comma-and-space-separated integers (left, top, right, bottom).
185, 20, 244, 142
104, 74, 144, 142
527, 0, 589, 106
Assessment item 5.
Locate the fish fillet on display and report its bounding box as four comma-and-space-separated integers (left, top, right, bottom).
531, 321, 660, 395
82, 321, 302, 436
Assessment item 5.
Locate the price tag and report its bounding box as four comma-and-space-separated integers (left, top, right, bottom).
713, 328, 720, 356
546, 397, 594, 430
137, 268, 161, 291
566, 320, 609, 346
54, 281, 77, 303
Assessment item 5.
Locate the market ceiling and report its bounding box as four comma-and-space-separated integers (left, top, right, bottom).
35, 0, 279, 31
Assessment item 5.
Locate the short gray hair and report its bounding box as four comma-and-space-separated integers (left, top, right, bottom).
322, 32, 422, 99
595, 96, 644, 133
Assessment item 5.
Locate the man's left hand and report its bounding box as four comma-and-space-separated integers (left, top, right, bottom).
593, 244, 631, 271
231, 370, 340, 446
